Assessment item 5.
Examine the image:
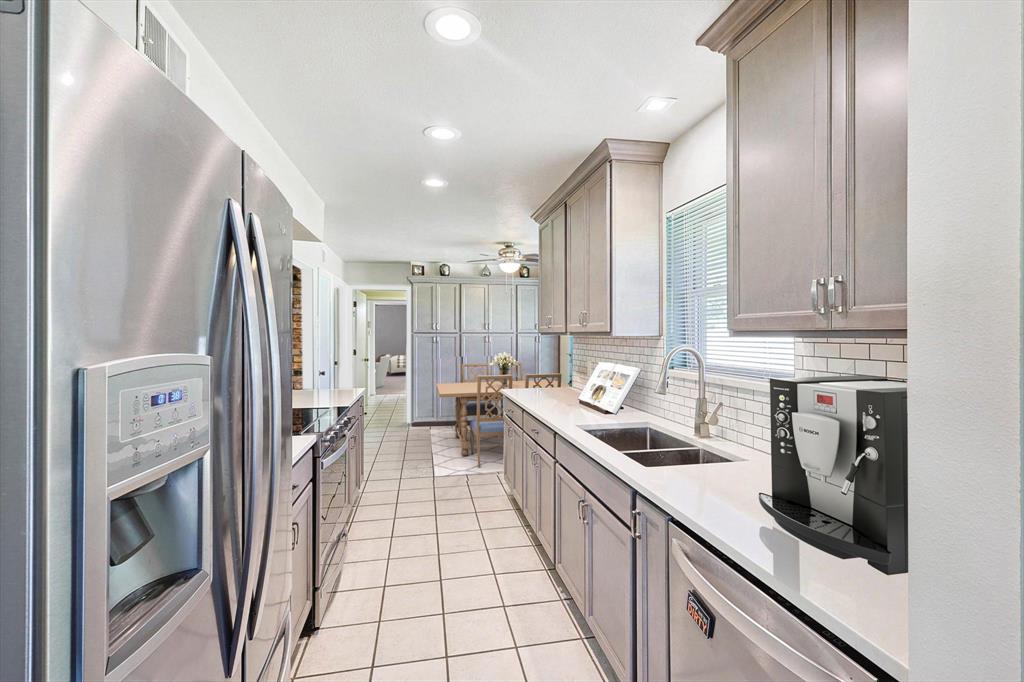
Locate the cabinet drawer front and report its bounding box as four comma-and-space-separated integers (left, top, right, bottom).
556, 436, 633, 526
523, 413, 555, 454
503, 398, 523, 426
291, 447, 314, 503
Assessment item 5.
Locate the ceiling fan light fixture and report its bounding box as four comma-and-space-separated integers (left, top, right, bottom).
498, 260, 521, 274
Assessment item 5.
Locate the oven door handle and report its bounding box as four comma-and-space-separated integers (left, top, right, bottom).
247, 212, 282, 640
223, 198, 264, 678
670, 539, 844, 682
320, 440, 349, 470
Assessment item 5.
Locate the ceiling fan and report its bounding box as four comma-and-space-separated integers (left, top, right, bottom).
468, 242, 540, 273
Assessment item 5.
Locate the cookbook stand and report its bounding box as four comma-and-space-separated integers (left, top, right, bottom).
577, 362, 639, 416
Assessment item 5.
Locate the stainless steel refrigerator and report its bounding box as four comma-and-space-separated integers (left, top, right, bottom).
0, 2, 293, 680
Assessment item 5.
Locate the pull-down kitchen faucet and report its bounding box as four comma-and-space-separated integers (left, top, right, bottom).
655, 345, 723, 438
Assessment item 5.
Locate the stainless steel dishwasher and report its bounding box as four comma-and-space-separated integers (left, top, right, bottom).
668, 525, 879, 681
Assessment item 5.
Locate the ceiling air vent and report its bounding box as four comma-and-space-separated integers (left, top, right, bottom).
138, 5, 188, 93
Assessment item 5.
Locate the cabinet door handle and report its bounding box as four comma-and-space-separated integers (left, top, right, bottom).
291, 522, 299, 550
580, 501, 589, 525
630, 510, 642, 540
577, 498, 584, 521
828, 275, 845, 313
810, 278, 826, 315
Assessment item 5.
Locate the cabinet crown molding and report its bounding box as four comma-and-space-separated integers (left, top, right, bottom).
531, 138, 669, 223
696, 0, 784, 54
408, 276, 538, 285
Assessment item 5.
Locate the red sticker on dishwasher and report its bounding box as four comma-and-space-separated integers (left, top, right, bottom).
686, 591, 715, 639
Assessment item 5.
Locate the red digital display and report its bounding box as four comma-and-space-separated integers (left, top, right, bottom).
816, 393, 834, 405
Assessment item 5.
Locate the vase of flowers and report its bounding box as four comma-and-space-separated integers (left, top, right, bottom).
493, 352, 515, 375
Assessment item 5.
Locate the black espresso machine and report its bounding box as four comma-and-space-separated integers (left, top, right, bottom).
759, 376, 908, 574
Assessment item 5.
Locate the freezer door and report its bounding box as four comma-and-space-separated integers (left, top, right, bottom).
42, 2, 245, 680
243, 152, 294, 681
667, 526, 876, 682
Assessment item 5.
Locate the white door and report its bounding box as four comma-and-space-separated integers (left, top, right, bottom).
352, 290, 368, 389
366, 302, 377, 396
315, 272, 335, 389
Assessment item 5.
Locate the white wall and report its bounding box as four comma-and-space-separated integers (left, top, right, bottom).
906, 2, 1022, 680
80, 0, 326, 237
344, 261, 415, 287
662, 103, 726, 211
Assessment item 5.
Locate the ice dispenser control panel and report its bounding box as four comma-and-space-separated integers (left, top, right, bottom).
93, 355, 211, 488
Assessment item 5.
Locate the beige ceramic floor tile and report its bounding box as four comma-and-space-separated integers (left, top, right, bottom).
396, 501, 436, 518
296, 668, 371, 681
433, 475, 469, 488
444, 607, 515, 656
441, 574, 503, 613
517, 640, 602, 682
470, 484, 507, 498
321, 587, 383, 628
391, 515, 437, 537
397, 488, 435, 503
389, 534, 438, 558
473, 496, 514, 512
435, 499, 476, 515
373, 615, 446, 666
438, 530, 486, 554
439, 550, 493, 579
385, 555, 440, 585
348, 519, 395, 540
381, 581, 442, 620
505, 602, 580, 647
436, 513, 480, 533
370, 658, 447, 682
482, 527, 533, 549
435, 486, 473, 500
477, 510, 523, 529
399, 477, 435, 490
360, 490, 399, 505
346, 538, 392, 562
354, 505, 396, 522
489, 546, 545, 574
495, 571, 559, 606
298, 622, 377, 676
337, 559, 388, 591
447, 649, 525, 682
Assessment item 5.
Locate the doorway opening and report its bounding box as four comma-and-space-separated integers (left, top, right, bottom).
352, 290, 408, 398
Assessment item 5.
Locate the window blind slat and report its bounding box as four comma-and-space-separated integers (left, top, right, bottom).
665, 186, 794, 380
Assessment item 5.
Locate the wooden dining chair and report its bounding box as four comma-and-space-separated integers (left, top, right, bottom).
456, 363, 494, 439
525, 373, 561, 388
466, 374, 512, 465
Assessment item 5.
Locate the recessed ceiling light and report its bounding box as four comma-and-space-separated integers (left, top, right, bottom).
638, 96, 677, 112
59, 71, 74, 86
423, 125, 461, 141
422, 177, 448, 188
424, 7, 481, 45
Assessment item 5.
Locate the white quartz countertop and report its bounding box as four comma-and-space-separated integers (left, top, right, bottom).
292, 388, 366, 411
292, 434, 317, 467
503, 387, 908, 680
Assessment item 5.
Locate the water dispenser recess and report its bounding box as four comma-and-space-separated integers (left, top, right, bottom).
76, 354, 214, 681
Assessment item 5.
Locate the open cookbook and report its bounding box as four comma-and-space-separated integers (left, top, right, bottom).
578, 362, 640, 414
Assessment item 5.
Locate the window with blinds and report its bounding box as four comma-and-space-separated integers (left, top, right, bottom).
665, 186, 794, 379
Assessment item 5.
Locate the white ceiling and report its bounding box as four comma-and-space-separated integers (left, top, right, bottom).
171, 0, 728, 262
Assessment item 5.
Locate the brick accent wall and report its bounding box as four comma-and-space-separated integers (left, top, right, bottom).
571, 335, 907, 455
292, 266, 304, 434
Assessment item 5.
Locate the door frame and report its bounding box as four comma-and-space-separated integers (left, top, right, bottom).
367, 299, 407, 397
348, 284, 411, 418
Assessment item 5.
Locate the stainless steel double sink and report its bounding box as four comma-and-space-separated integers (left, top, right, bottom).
581, 426, 739, 467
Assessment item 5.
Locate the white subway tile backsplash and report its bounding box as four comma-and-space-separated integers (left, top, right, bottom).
570, 334, 907, 457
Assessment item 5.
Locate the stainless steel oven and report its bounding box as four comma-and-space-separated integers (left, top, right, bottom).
312, 409, 359, 627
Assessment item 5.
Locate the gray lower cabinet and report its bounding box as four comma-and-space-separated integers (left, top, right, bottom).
634, 497, 670, 682
289, 480, 313, 653
346, 412, 364, 502
585, 494, 635, 682
554, 463, 587, 606
521, 437, 536, 528
534, 446, 556, 559
411, 334, 459, 422
503, 417, 523, 504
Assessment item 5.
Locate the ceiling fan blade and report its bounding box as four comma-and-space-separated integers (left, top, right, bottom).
466, 258, 493, 263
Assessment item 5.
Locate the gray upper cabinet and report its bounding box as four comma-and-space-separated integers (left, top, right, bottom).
533, 139, 667, 337
700, 0, 907, 332
461, 283, 516, 333
830, 0, 908, 329
516, 284, 539, 332
517, 334, 559, 376
538, 206, 566, 333
412, 281, 460, 332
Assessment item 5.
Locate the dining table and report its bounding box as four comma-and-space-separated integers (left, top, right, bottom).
436, 380, 530, 455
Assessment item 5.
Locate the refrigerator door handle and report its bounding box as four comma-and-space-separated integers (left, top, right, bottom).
247, 211, 282, 640
669, 538, 844, 682
224, 198, 266, 678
